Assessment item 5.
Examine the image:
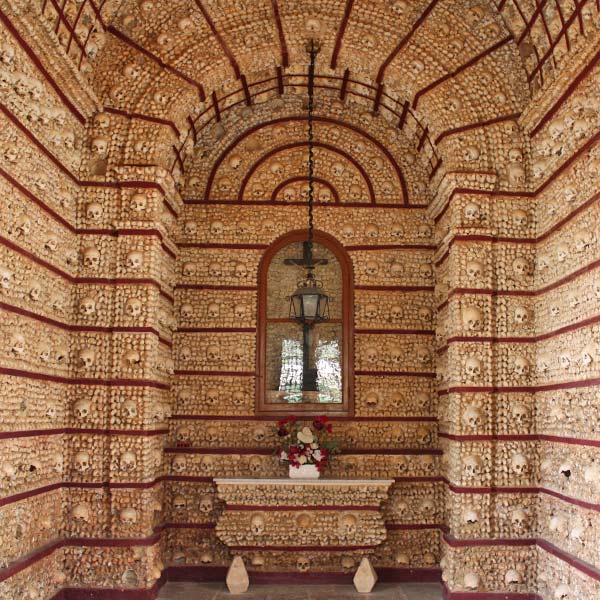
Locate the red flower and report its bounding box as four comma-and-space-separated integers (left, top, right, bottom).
325, 423, 333, 433
277, 427, 288, 437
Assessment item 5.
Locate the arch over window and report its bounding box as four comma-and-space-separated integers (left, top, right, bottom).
256, 230, 354, 416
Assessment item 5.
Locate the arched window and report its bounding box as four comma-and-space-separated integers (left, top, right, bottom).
256, 230, 353, 416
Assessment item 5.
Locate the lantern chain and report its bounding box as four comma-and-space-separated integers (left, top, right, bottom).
307, 41, 316, 256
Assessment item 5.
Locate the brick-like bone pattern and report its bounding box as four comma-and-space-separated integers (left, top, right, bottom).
2, 0, 600, 595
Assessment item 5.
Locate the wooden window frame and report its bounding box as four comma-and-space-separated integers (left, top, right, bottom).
255, 229, 354, 417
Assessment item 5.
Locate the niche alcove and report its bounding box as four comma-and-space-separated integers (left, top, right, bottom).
256, 230, 354, 416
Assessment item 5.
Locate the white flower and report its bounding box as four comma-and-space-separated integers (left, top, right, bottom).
279, 451, 288, 461
298, 455, 308, 464
297, 427, 314, 444
313, 450, 322, 461
311, 443, 319, 449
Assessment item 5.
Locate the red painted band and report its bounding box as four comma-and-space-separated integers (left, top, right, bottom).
164, 447, 442, 455
170, 415, 438, 422
224, 505, 381, 512
0, 367, 169, 389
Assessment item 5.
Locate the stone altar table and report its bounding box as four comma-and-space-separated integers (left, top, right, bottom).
214, 478, 394, 594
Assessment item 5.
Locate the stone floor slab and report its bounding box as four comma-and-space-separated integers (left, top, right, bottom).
157, 582, 443, 600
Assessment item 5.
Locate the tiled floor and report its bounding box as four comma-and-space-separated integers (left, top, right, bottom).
157, 582, 443, 599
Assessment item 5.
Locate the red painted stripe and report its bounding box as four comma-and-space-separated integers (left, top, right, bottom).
204, 115, 409, 204
176, 327, 255, 333
270, 0, 289, 67
228, 544, 381, 551
0, 367, 169, 389
355, 285, 434, 292
346, 244, 436, 250
225, 504, 381, 512
193, 0, 240, 78
103, 106, 180, 137
107, 26, 205, 97
440, 314, 600, 346
376, 0, 441, 83
174, 370, 254, 377
413, 36, 513, 108
355, 370, 436, 378
331, 0, 355, 69
0, 301, 172, 346
171, 415, 437, 422
440, 378, 600, 394
0, 428, 168, 440
435, 113, 521, 144
354, 329, 435, 335
0, 8, 86, 123
164, 447, 442, 455
530, 45, 600, 137
238, 141, 376, 204
174, 284, 257, 291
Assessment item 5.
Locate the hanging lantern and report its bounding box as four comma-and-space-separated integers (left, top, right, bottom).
289, 270, 330, 325
286, 40, 331, 327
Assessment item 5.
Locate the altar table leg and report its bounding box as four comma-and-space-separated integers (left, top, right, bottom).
226, 556, 250, 594
353, 557, 378, 593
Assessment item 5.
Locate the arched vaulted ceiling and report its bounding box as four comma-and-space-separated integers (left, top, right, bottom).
36, 0, 598, 198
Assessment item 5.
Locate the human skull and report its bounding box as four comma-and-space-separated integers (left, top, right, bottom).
130, 193, 147, 213
126, 251, 143, 270
79, 296, 96, 316
72, 503, 90, 523
463, 202, 481, 221
198, 494, 213, 513
462, 305, 482, 331
390, 262, 403, 277
575, 228, 595, 252
90, 136, 108, 156
511, 453, 528, 476
507, 164, 526, 186
9, 332, 25, 357
125, 297, 142, 317
365, 346, 378, 364
120, 451, 137, 472
85, 202, 102, 221
296, 557, 310, 572
513, 355, 530, 377
122, 349, 141, 368
250, 513, 265, 535
580, 345, 595, 368
173, 495, 186, 510
82, 247, 100, 269
466, 260, 484, 281
464, 454, 482, 477
74, 399, 91, 419
512, 209, 528, 228
0, 266, 13, 290
511, 402, 530, 425
559, 352, 571, 370
77, 348, 95, 369
462, 405, 482, 429
554, 584, 570, 599
122, 400, 138, 418
556, 243, 569, 263
182, 262, 197, 277
119, 507, 138, 525
513, 306, 530, 325
511, 507, 527, 529
504, 569, 521, 585
180, 303, 193, 319
208, 262, 221, 277
74, 451, 91, 473
464, 356, 482, 379
512, 257, 530, 279
248, 456, 262, 473
234, 262, 248, 278
463, 571, 481, 590
415, 345, 431, 364
365, 261, 379, 276
206, 345, 220, 362
339, 513, 358, 537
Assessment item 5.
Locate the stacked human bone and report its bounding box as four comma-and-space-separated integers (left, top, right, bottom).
214, 479, 393, 573
0, 0, 600, 597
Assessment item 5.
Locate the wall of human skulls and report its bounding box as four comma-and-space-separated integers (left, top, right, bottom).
2, 0, 600, 597
168, 199, 440, 576
432, 54, 600, 598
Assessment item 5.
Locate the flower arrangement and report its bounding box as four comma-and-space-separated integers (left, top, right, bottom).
275, 415, 339, 472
